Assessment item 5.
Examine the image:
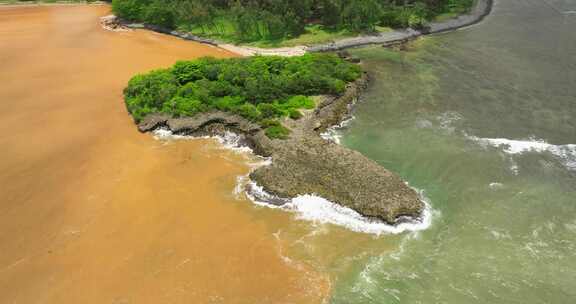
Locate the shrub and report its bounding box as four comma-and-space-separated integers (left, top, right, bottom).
207, 80, 237, 97
173, 61, 204, 84
289, 109, 303, 120
177, 81, 211, 103
111, 0, 144, 21
234, 103, 261, 121
162, 96, 205, 116
213, 96, 244, 111
265, 124, 291, 140
143, 0, 176, 28
124, 69, 178, 112
285, 95, 315, 109
257, 103, 283, 119
342, 0, 382, 32
380, 4, 428, 28
260, 119, 280, 128
124, 53, 362, 139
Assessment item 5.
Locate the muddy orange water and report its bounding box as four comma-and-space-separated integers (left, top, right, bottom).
0, 5, 393, 303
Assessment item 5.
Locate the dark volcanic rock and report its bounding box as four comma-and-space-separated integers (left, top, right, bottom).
166, 112, 261, 134
137, 73, 424, 224
138, 113, 170, 132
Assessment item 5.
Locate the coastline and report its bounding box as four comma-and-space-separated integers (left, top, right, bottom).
137, 70, 424, 225
104, 1, 493, 226
104, 0, 493, 56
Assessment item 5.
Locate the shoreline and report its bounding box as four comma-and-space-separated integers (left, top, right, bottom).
103, 0, 493, 56
1, 2, 435, 227
101, 2, 492, 226
137, 70, 425, 225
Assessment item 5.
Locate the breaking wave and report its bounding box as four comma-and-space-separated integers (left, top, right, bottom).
244, 181, 435, 235
153, 128, 255, 154
154, 128, 435, 235
469, 136, 576, 171
320, 115, 355, 144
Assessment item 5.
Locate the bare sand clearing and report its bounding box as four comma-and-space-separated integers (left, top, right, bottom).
0, 5, 329, 303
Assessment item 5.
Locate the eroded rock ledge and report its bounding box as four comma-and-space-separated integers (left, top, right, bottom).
137, 71, 424, 225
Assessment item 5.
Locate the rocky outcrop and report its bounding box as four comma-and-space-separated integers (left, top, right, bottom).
136, 72, 424, 225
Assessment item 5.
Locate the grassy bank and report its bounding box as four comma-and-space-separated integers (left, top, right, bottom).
112, 0, 475, 47
185, 20, 395, 48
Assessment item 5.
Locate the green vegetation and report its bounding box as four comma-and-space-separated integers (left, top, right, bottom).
111, 0, 475, 45
124, 53, 362, 139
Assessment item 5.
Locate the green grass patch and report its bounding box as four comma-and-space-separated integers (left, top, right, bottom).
248, 25, 355, 48
184, 23, 394, 48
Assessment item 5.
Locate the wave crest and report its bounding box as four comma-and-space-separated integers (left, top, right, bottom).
470, 136, 576, 171
244, 181, 435, 235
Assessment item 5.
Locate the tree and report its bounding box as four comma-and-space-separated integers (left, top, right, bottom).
143, 0, 176, 28
342, 0, 382, 32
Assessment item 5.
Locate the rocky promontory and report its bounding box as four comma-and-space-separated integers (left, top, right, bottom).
137, 70, 424, 225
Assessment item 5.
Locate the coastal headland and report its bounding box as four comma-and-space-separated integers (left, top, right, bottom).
112, 0, 493, 225
134, 57, 424, 225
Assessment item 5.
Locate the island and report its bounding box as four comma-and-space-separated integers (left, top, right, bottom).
127, 53, 424, 224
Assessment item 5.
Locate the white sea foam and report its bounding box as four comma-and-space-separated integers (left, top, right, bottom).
153, 128, 194, 140
434, 111, 576, 171
489, 182, 504, 190
214, 131, 254, 154
317, 113, 436, 235
320, 115, 355, 144
244, 181, 434, 235
154, 128, 435, 235
153, 128, 257, 155
469, 136, 576, 171
437, 111, 463, 133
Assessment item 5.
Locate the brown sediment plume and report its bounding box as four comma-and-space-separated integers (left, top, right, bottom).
0, 5, 329, 303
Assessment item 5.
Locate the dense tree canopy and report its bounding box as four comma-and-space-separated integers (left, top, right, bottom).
112, 0, 473, 42
124, 54, 362, 139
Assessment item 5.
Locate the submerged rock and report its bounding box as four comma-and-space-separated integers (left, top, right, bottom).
137, 73, 424, 224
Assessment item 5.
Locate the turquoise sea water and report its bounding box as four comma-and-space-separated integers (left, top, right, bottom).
329, 0, 576, 302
